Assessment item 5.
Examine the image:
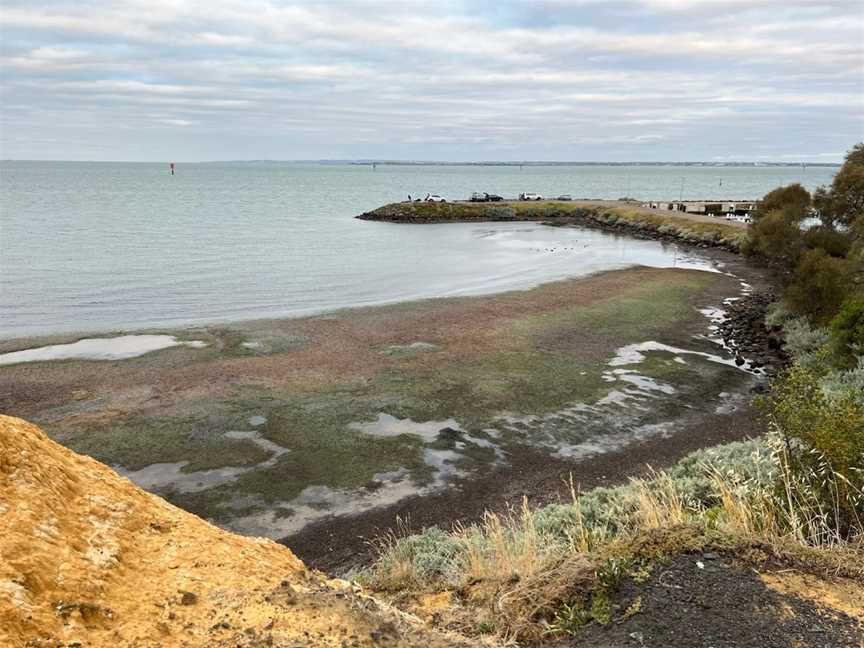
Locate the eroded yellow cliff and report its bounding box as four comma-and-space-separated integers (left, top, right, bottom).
0, 415, 478, 647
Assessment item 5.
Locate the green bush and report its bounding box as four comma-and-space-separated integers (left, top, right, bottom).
746, 207, 804, 267
829, 297, 864, 368
813, 143, 864, 228
754, 183, 811, 222
764, 301, 793, 329
803, 226, 852, 257
373, 526, 465, 587
784, 249, 852, 324
782, 317, 830, 368
486, 206, 517, 220
821, 357, 864, 400
763, 363, 864, 537
749, 144, 862, 327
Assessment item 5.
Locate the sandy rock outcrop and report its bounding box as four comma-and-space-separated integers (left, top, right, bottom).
0, 415, 480, 647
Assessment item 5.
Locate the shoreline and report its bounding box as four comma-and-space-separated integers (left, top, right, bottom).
0, 220, 729, 352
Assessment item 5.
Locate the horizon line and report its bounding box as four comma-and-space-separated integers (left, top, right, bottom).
1, 158, 842, 166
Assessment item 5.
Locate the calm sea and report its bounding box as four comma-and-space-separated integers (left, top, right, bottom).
0, 161, 837, 339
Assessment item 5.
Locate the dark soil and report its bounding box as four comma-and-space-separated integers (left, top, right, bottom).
285, 406, 762, 574
567, 555, 864, 648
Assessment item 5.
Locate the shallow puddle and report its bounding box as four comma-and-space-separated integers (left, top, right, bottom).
349, 413, 461, 442
0, 334, 206, 365
222, 472, 429, 537
118, 429, 289, 493
116, 461, 247, 494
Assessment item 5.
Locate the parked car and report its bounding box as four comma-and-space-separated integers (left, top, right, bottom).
470, 192, 504, 202
425, 194, 446, 202
519, 192, 543, 201
725, 213, 751, 224
555, 194, 573, 201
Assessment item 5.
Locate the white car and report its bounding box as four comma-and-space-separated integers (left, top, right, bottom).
425, 194, 446, 202
519, 192, 543, 201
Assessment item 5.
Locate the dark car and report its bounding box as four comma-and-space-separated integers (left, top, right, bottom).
470, 192, 504, 202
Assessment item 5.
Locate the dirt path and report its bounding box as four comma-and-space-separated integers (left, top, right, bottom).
569, 554, 863, 647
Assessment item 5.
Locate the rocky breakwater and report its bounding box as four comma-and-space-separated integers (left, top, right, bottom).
0, 415, 485, 648
357, 200, 526, 223
358, 200, 748, 253
715, 290, 788, 378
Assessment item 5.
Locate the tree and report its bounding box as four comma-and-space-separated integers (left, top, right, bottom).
755, 183, 811, 222
785, 249, 852, 324
814, 143, 864, 229
803, 225, 852, 258
747, 205, 804, 268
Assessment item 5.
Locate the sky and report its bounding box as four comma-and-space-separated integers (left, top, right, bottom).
1, 0, 862, 162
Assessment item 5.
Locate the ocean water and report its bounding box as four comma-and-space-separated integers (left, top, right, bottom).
0, 161, 837, 339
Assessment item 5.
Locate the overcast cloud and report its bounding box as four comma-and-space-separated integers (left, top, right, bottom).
1, 0, 862, 162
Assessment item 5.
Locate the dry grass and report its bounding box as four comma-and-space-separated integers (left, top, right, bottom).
460, 499, 547, 584
364, 437, 863, 642
630, 469, 691, 530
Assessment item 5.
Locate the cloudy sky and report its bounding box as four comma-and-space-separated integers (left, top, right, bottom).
1, 0, 862, 162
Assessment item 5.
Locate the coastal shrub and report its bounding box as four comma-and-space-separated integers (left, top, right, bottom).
803, 226, 852, 257
782, 317, 830, 368
746, 207, 804, 267
829, 297, 864, 368
366, 438, 777, 591
758, 144, 864, 326
754, 183, 811, 222
666, 438, 775, 501
821, 357, 864, 400
785, 249, 852, 324
763, 363, 864, 538
764, 301, 793, 329
370, 526, 464, 588
485, 206, 516, 220
540, 206, 568, 219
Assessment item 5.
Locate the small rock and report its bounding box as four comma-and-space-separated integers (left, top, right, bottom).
180, 591, 198, 606
437, 427, 462, 443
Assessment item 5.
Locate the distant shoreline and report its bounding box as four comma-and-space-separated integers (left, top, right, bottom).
1, 159, 841, 167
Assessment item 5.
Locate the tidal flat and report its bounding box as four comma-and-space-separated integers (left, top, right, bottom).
0, 261, 769, 567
